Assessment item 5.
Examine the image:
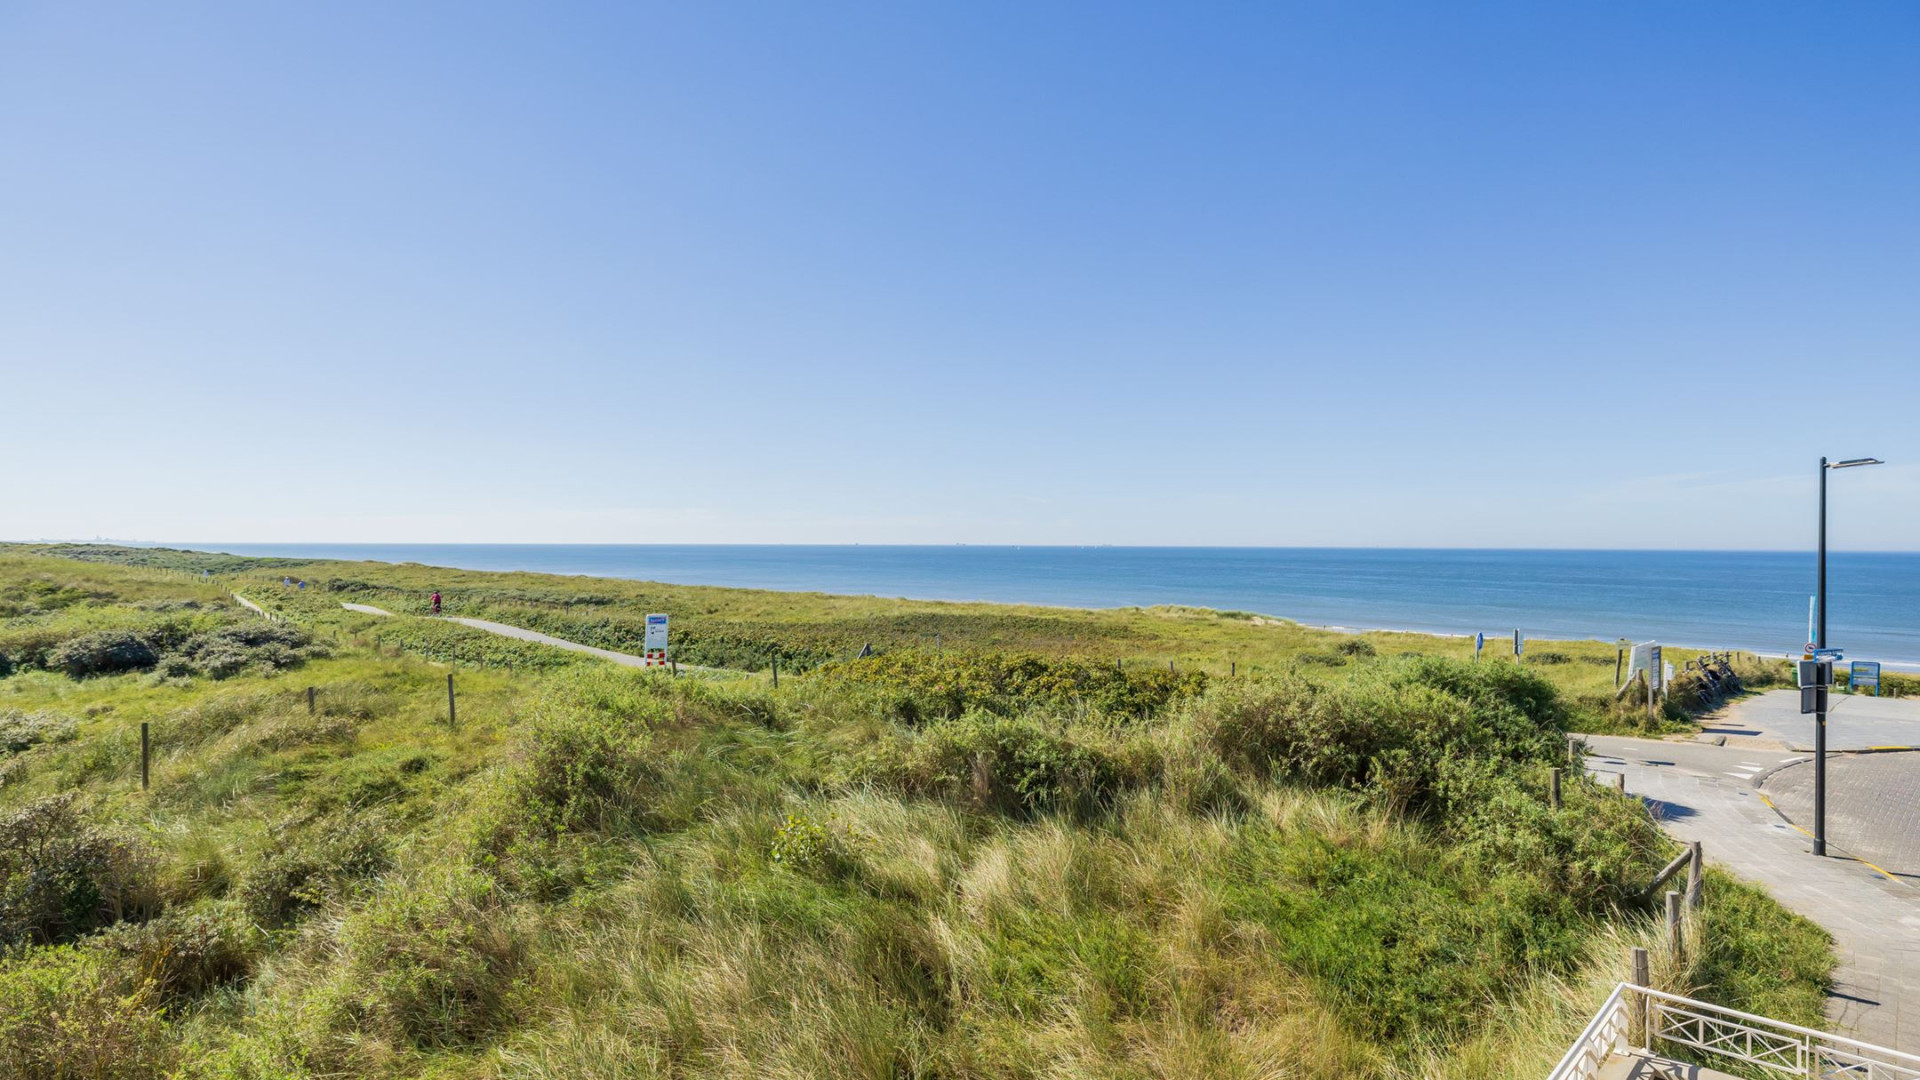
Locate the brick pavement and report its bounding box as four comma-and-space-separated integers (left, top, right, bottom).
1762, 753, 1920, 879
1584, 736, 1920, 1055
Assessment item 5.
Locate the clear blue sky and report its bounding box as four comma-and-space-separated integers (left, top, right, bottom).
2, 2, 1915, 548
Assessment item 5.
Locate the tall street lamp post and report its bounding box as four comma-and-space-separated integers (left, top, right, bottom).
1814, 455, 1883, 857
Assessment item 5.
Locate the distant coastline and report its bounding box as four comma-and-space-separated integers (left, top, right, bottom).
156, 543, 1920, 666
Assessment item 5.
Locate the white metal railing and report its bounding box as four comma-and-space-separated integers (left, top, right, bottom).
1640, 985, 1920, 1080
1546, 982, 1631, 1080
1552, 984, 1920, 1080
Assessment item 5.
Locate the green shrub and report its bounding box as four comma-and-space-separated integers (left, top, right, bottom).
1442, 761, 1665, 909
906, 711, 1120, 816
769, 811, 868, 878
1335, 638, 1377, 658
0, 708, 77, 754
1386, 655, 1565, 731
237, 814, 392, 927
814, 651, 1207, 723
47, 629, 159, 677
96, 901, 264, 1003
500, 678, 664, 839
1192, 658, 1564, 814
0, 945, 173, 1078
0, 794, 153, 945
330, 866, 525, 1049
168, 622, 323, 678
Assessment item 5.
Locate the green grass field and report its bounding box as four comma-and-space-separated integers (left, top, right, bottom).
0, 546, 1832, 1078
15, 542, 1810, 731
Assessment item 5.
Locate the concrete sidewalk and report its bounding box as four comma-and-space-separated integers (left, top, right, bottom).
1584, 735, 1920, 1053
1706, 689, 1920, 751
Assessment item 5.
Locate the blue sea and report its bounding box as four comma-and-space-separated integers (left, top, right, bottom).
186, 544, 1920, 665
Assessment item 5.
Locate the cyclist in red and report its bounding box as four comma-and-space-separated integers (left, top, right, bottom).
430, 592, 442, 615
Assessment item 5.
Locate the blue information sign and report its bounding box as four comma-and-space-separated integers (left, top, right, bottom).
1851, 661, 1881, 696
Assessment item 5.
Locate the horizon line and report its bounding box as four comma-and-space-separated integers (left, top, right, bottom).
17, 540, 1920, 557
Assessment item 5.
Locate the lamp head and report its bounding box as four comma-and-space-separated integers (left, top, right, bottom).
1828, 458, 1884, 469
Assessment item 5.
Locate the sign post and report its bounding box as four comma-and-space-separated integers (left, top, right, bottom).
644, 613, 670, 668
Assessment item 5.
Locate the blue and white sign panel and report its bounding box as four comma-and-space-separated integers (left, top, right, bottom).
1851, 661, 1881, 695
644, 613, 669, 653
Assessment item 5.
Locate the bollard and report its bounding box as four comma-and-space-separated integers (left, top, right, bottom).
1686, 841, 1703, 909
447, 673, 457, 730
772, 658, 779, 688
307, 686, 316, 715
140, 722, 150, 791
671, 659, 678, 678
1168, 660, 1175, 673
1631, 947, 1651, 1045
1614, 772, 1627, 794
1666, 891, 1683, 961
1230, 661, 1235, 676
1549, 768, 1562, 810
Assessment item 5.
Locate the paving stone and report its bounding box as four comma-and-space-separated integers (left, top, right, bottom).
1762, 753, 1920, 877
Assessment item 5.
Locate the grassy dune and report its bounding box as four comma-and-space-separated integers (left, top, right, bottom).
18, 543, 1800, 732
0, 548, 1831, 1078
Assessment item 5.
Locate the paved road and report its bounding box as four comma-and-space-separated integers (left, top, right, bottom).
1762, 754, 1920, 879
335, 603, 715, 673
1704, 689, 1920, 751
1583, 735, 1920, 1053
440, 616, 674, 669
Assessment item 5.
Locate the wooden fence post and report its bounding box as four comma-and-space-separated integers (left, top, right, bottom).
1230, 661, 1235, 676
140, 722, 150, 791
1631, 947, 1651, 1046
772, 658, 779, 688
1666, 891, 1683, 961
1686, 842, 1703, 909
1614, 772, 1627, 793
1549, 768, 1562, 810
447, 673, 457, 730
307, 686, 316, 715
